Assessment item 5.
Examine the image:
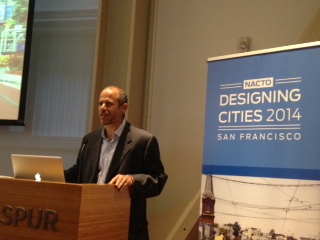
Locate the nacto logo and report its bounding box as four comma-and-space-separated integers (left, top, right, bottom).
243, 77, 274, 89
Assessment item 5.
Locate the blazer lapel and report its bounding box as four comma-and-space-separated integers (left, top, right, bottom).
88, 132, 103, 183
105, 122, 132, 182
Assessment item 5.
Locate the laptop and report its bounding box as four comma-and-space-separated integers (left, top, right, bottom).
11, 154, 65, 183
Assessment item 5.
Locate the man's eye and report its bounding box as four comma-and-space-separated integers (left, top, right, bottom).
100, 102, 112, 107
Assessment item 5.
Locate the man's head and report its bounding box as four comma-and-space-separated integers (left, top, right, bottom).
98, 86, 128, 126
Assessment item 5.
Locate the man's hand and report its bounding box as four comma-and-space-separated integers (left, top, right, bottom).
109, 174, 134, 190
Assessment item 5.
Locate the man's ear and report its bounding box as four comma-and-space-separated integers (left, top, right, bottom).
121, 103, 129, 112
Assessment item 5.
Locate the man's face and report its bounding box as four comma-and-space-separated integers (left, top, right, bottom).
98, 88, 127, 126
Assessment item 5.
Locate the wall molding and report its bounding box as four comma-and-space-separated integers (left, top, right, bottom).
298, 8, 320, 43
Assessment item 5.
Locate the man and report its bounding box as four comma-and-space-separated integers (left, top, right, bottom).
65, 86, 168, 239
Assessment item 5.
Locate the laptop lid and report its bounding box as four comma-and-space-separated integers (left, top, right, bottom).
11, 154, 65, 183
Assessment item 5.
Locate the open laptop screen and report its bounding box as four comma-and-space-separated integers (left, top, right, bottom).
11, 154, 65, 183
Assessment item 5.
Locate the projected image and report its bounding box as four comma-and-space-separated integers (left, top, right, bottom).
0, 0, 33, 123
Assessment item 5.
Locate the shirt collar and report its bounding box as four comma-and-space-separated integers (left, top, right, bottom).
101, 119, 126, 140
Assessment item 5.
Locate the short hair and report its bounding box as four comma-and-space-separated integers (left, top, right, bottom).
105, 86, 128, 106
118, 88, 128, 106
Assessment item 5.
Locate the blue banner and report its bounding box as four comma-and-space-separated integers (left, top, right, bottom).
203, 44, 320, 180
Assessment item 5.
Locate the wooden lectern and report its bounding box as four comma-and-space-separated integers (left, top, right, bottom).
0, 177, 131, 239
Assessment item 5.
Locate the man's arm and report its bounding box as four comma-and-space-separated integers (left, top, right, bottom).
109, 136, 168, 197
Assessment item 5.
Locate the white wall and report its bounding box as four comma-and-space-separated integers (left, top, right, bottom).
147, 1, 320, 239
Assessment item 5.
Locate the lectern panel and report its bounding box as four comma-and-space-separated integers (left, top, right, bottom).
0, 178, 130, 239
